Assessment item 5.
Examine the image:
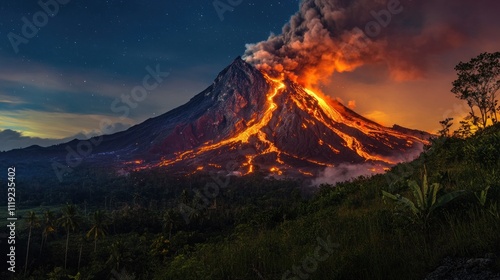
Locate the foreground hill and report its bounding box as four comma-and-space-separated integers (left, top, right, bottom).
1, 124, 499, 279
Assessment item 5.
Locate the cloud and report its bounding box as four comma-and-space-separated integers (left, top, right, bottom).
0, 92, 25, 105
0, 57, 137, 98
243, 0, 500, 88
312, 143, 424, 185
0, 121, 131, 152
0, 110, 133, 139
313, 163, 388, 186
0, 129, 67, 151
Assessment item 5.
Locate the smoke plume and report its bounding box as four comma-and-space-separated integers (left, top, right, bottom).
243, 0, 475, 87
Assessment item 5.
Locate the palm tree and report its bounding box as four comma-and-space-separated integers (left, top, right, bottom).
57, 204, 80, 270
76, 235, 85, 272
162, 210, 175, 240
86, 210, 109, 253
24, 211, 39, 275
106, 241, 129, 271
40, 209, 56, 257
47, 267, 65, 280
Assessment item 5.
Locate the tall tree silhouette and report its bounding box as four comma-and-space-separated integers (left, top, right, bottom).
58, 204, 80, 270
86, 210, 109, 253
452, 52, 500, 129
40, 209, 56, 257
24, 211, 39, 275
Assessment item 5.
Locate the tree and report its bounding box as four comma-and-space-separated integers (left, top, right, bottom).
162, 210, 175, 240
86, 210, 109, 253
47, 267, 65, 280
453, 119, 473, 139
76, 235, 85, 272
438, 117, 454, 137
58, 204, 80, 270
106, 241, 130, 272
24, 211, 39, 275
40, 209, 56, 257
452, 52, 500, 129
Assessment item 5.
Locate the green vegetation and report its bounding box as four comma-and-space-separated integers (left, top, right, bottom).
382, 169, 465, 226
86, 210, 109, 253
0, 123, 498, 280
58, 204, 81, 271
24, 211, 39, 276
450, 51, 500, 135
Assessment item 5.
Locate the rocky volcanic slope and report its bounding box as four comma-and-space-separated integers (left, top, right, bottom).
0, 57, 431, 177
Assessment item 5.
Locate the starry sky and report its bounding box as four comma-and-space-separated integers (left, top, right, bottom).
0, 0, 499, 151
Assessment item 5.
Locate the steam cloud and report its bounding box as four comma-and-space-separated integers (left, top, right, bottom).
243, 0, 480, 87
312, 143, 424, 185
312, 163, 387, 186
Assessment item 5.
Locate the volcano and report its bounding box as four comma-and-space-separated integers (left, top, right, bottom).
0, 57, 431, 178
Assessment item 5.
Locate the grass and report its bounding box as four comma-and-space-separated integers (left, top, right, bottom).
155, 145, 500, 280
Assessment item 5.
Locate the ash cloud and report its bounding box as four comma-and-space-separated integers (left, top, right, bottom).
244, 0, 498, 86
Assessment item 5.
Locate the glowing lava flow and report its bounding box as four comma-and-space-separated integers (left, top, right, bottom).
304, 88, 428, 145
301, 87, 428, 164
298, 87, 401, 164
147, 71, 428, 174
304, 88, 344, 122
157, 74, 286, 173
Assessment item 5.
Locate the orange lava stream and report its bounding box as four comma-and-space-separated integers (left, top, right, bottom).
304, 88, 344, 122
158, 74, 286, 171
151, 72, 429, 173
297, 88, 399, 163
298, 170, 314, 177
303, 87, 428, 146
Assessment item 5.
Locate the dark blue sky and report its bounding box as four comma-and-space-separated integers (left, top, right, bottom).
0, 1, 298, 147
1, 1, 299, 71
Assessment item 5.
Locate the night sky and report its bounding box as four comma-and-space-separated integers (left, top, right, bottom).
0, 0, 499, 151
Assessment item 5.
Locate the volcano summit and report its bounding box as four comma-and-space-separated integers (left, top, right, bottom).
0, 58, 431, 178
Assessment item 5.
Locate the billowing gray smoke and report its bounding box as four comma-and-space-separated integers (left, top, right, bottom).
243, 0, 471, 87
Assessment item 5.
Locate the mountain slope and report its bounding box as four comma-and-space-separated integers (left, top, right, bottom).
0, 57, 431, 177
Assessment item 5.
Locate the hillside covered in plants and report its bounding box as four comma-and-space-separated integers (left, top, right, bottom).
1, 122, 499, 280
